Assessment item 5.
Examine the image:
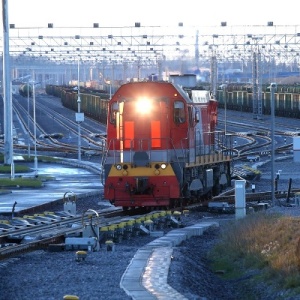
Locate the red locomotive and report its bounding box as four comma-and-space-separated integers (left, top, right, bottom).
102, 81, 231, 209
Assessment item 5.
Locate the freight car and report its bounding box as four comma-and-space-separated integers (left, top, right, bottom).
101, 81, 231, 210
19, 83, 32, 97
216, 83, 300, 118
46, 84, 110, 124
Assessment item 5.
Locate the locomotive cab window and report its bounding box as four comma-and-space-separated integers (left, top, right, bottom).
174, 101, 185, 124
110, 102, 119, 124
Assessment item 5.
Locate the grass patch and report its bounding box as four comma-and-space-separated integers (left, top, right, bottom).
22, 155, 60, 163
0, 177, 42, 187
0, 153, 59, 187
0, 164, 31, 173
0, 153, 60, 166
209, 212, 300, 297
243, 165, 262, 175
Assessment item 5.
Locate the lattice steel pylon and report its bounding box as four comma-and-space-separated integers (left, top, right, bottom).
252, 50, 263, 119
252, 51, 258, 118
257, 51, 263, 119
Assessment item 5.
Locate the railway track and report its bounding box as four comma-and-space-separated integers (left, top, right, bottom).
0, 208, 124, 260
213, 188, 300, 204
1, 94, 299, 261
0, 201, 222, 261
3, 186, 290, 262
8, 93, 106, 156
8, 93, 293, 161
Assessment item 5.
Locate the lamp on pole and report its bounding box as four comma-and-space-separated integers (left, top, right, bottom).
270, 82, 277, 206
27, 79, 30, 157
10, 82, 14, 179
32, 81, 38, 177
75, 57, 84, 161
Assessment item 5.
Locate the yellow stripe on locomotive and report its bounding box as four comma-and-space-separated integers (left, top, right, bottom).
108, 162, 173, 176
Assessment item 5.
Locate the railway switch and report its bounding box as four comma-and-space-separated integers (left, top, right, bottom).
65, 237, 97, 251
63, 191, 77, 215
81, 209, 101, 251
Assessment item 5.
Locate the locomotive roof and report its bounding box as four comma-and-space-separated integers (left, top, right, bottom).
191, 90, 212, 103
172, 83, 193, 103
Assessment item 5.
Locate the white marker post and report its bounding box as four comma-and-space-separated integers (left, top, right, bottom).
235, 180, 246, 219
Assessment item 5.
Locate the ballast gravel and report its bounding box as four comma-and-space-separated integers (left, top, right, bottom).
0, 209, 242, 300
2, 204, 300, 300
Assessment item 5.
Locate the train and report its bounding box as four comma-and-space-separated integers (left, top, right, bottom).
46, 81, 300, 122
46, 82, 232, 209
101, 81, 231, 209
46, 84, 110, 123
45, 81, 300, 209
216, 83, 300, 118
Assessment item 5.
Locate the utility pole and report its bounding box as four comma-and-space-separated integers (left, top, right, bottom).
270, 82, 277, 206
2, 0, 13, 166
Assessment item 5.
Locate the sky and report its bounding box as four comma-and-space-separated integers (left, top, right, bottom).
4, 0, 300, 28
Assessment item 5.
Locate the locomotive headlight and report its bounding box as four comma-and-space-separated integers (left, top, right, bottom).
161, 163, 167, 169
136, 97, 152, 114
116, 164, 122, 170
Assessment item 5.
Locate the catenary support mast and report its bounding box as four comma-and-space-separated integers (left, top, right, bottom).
2, 0, 13, 166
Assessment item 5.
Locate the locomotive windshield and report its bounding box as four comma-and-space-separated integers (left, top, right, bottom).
110, 102, 119, 124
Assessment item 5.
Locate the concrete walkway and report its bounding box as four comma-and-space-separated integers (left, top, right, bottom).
120, 222, 219, 300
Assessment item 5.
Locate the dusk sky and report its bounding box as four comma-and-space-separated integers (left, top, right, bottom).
4, 0, 299, 28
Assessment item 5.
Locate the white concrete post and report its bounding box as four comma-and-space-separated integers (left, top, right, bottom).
235, 180, 246, 219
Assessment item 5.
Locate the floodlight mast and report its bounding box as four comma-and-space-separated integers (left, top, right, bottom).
2, 0, 13, 168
